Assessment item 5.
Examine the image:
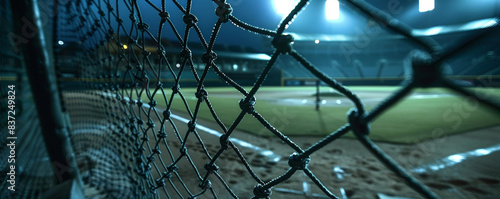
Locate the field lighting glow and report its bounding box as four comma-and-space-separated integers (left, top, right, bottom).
274, 0, 300, 15
419, 0, 434, 12
325, 0, 340, 20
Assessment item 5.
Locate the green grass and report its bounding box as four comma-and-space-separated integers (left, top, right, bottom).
368, 96, 500, 143
144, 86, 500, 144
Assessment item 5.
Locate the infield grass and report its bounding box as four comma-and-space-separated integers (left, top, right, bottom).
145, 86, 500, 144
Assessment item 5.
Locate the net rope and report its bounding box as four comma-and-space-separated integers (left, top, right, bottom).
52, 0, 500, 198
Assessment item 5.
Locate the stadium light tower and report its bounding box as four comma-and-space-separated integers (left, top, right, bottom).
419, 0, 434, 12
325, 0, 340, 20
274, 0, 300, 15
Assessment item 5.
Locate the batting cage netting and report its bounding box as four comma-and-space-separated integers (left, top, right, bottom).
1, 0, 500, 198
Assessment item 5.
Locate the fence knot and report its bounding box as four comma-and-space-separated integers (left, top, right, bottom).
288, 152, 310, 170
180, 146, 187, 155
253, 184, 271, 198
106, 3, 113, 11
162, 171, 172, 179
137, 146, 146, 154
167, 164, 178, 173
215, 3, 232, 23
202, 51, 217, 63
158, 130, 167, 139
172, 85, 181, 94
219, 134, 229, 150
148, 99, 157, 107
147, 120, 155, 128
97, 9, 106, 17
239, 96, 256, 114
163, 109, 171, 119
91, 24, 98, 32
98, 10, 105, 17
138, 22, 149, 32
131, 96, 138, 105
347, 108, 370, 136
408, 50, 440, 87
137, 165, 147, 176
129, 14, 136, 23
204, 162, 219, 173
116, 17, 123, 25
195, 88, 208, 100
199, 180, 212, 190
147, 154, 155, 162
180, 48, 192, 60
158, 48, 166, 57
95, 20, 101, 28
183, 13, 198, 27
187, 121, 196, 132
155, 178, 165, 188
159, 11, 170, 22
136, 99, 143, 107
153, 146, 161, 154
272, 34, 294, 54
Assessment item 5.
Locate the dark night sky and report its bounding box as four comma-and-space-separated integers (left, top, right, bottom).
64, 0, 500, 51
163, 0, 499, 50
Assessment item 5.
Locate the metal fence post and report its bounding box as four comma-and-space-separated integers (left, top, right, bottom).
9, 0, 83, 198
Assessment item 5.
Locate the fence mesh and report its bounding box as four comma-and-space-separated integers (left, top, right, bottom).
3, 0, 500, 198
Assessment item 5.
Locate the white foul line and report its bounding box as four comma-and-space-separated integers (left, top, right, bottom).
412, 143, 500, 173
100, 92, 282, 163
169, 114, 281, 162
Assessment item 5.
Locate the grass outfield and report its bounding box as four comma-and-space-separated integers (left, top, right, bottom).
145, 86, 500, 144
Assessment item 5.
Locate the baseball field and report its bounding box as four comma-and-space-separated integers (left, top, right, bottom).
128, 85, 500, 198
148, 86, 500, 144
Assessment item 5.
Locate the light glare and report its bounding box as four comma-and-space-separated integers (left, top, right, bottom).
325, 0, 340, 20
58, 40, 64, 45
274, 0, 299, 15
424, 26, 442, 36
419, 0, 434, 12
448, 155, 465, 163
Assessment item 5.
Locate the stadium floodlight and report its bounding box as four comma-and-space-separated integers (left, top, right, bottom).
122, 44, 128, 49
314, 39, 320, 44
58, 40, 64, 45
419, 0, 434, 12
274, 0, 300, 15
325, 0, 340, 20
